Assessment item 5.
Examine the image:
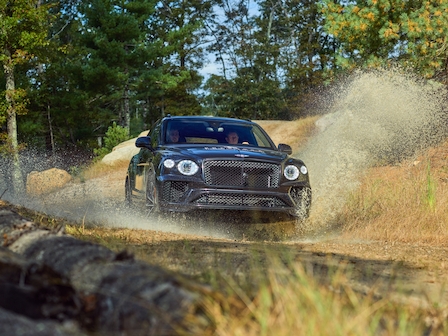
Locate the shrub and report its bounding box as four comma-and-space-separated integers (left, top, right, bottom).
93, 122, 129, 160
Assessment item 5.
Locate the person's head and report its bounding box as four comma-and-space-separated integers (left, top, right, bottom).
167, 129, 180, 143
225, 131, 239, 144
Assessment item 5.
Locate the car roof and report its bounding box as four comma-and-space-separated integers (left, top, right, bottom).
162, 115, 256, 125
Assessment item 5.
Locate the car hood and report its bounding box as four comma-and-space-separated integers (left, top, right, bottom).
163, 145, 288, 163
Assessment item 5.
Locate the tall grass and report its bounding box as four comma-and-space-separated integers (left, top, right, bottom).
206, 261, 444, 336
339, 153, 448, 244
256, 116, 320, 153
425, 162, 436, 212
66, 160, 129, 184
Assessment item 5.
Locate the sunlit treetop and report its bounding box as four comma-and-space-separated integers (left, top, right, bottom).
320, 0, 448, 79
0, 0, 54, 66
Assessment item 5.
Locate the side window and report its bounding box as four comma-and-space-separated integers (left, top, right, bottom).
252, 126, 274, 148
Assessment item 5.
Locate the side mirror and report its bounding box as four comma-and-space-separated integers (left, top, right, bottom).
135, 136, 152, 149
278, 143, 292, 155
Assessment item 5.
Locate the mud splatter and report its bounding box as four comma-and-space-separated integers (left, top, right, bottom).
299, 69, 447, 232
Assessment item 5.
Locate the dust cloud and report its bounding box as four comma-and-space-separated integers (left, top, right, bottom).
299, 69, 447, 232
1, 69, 447, 241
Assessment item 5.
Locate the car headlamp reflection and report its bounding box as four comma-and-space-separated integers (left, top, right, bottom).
163, 159, 175, 169
177, 160, 199, 176
284, 165, 300, 180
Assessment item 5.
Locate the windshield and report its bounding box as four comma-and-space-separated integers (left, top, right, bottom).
164, 120, 275, 148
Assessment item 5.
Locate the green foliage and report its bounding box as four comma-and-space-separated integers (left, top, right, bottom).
320, 0, 448, 79
0, 0, 54, 130
0, 88, 29, 117
0, 0, 53, 65
3, 0, 448, 155
204, 0, 331, 119
93, 122, 130, 160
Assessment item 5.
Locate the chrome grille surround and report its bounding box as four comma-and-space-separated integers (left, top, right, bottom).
194, 193, 287, 208
203, 160, 280, 188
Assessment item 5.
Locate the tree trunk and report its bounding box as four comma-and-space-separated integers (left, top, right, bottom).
123, 82, 131, 136
47, 102, 56, 155
3, 50, 24, 196
0, 202, 214, 335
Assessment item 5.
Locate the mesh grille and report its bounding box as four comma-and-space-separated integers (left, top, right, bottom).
194, 193, 286, 208
203, 160, 280, 188
162, 181, 189, 203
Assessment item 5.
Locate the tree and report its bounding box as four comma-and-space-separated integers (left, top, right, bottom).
205, 0, 284, 119
18, 0, 88, 151
0, 0, 53, 195
205, 0, 332, 119
320, 0, 448, 81
146, 0, 216, 118
255, 0, 334, 117
79, 0, 160, 136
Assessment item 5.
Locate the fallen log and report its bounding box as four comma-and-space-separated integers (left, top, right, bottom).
0, 202, 214, 335
0, 246, 80, 321
0, 306, 83, 336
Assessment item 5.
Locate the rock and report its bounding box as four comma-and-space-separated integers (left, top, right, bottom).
101, 131, 148, 166
26, 168, 72, 196
101, 144, 140, 166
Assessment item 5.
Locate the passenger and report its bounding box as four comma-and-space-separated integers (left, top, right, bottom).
167, 129, 180, 143
225, 131, 239, 144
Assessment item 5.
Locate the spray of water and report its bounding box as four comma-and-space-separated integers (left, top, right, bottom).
299, 69, 447, 231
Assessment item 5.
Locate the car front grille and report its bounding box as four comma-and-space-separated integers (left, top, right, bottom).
203, 160, 280, 188
162, 181, 189, 203
194, 193, 287, 208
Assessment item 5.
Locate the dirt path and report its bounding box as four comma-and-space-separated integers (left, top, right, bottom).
102, 226, 447, 308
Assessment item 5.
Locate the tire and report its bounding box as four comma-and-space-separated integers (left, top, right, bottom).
290, 187, 312, 219
124, 176, 132, 207
145, 172, 160, 216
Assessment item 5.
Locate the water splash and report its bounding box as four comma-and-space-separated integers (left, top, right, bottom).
299, 69, 447, 230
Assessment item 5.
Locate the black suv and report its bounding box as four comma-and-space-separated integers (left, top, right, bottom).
125, 116, 311, 218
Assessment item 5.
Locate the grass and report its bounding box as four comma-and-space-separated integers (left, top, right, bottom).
339, 148, 448, 244
66, 159, 129, 188
255, 116, 320, 153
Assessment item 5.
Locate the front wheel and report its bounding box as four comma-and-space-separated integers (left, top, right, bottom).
124, 176, 133, 207
145, 173, 160, 216
289, 187, 312, 219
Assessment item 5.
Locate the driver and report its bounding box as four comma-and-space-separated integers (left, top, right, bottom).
225, 131, 239, 144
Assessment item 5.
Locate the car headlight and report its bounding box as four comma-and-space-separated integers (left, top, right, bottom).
163, 159, 175, 169
284, 165, 300, 180
177, 160, 199, 176
300, 165, 308, 174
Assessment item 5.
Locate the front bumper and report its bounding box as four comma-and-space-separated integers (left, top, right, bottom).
156, 175, 310, 215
